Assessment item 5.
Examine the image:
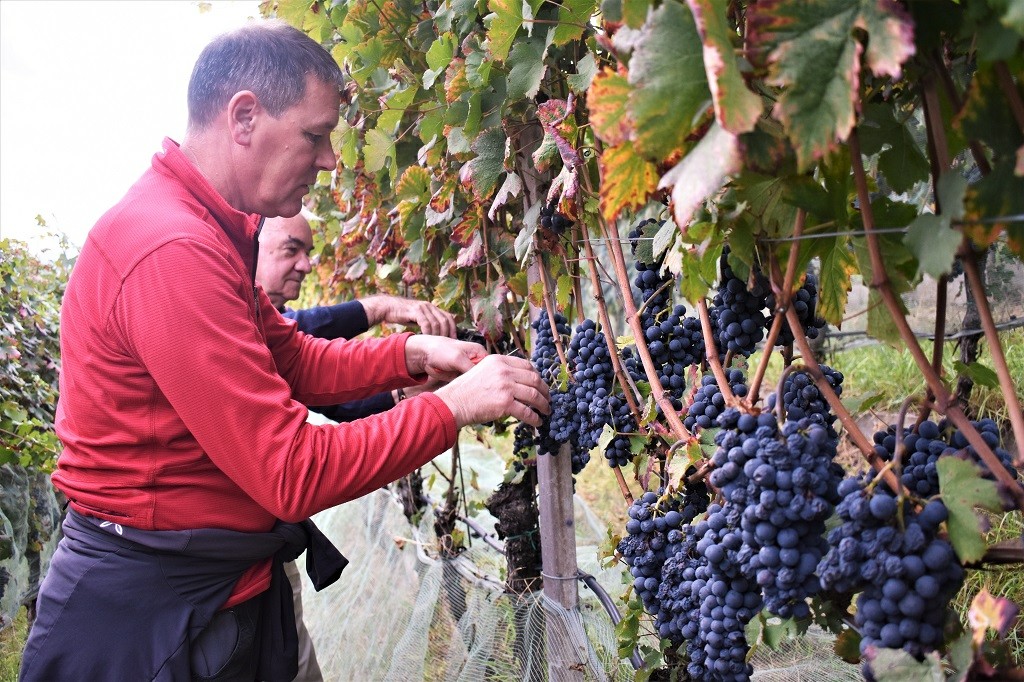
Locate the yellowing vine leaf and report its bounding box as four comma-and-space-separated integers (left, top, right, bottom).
599, 142, 659, 222
659, 121, 741, 230
749, 0, 916, 170
968, 588, 1020, 648
484, 0, 522, 62
627, 1, 711, 162
588, 68, 633, 146
687, 0, 762, 135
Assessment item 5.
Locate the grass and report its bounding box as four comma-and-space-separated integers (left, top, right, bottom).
0, 607, 27, 681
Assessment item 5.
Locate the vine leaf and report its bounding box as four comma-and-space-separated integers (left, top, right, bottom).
599, 142, 659, 222
424, 34, 455, 89
816, 236, 856, 326
462, 127, 507, 200
687, 0, 762, 135
471, 279, 509, 337
659, 121, 741, 230
488, 172, 523, 220
968, 588, 1020, 648
903, 173, 966, 279
588, 68, 633, 146
749, 0, 916, 171
457, 232, 485, 267
858, 102, 930, 194
937, 457, 1003, 564
953, 361, 999, 390
364, 128, 397, 178
484, 0, 522, 62
514, 202, 542, 263
552, 0, 598, 46
862, 647, 944, 682
507, 39, 548, 101
627, 0, 711, 162
567, 52, 598, 93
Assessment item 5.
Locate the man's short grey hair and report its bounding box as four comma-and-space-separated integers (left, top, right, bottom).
187, 20, 344, 129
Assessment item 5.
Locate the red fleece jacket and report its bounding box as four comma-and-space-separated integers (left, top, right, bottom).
53, 138, 457, 606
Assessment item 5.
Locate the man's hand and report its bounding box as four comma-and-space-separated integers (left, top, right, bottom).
361, 295, 457, 337
434, 355, 551, 428
404, 335, 486, 382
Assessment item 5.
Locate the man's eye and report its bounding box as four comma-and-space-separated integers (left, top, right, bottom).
304, 132, 322, 144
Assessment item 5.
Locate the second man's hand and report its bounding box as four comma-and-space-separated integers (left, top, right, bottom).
434, 355, 550, 429
360, 295, 457, 338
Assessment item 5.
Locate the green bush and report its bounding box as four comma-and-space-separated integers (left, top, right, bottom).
0, 236, 72, 471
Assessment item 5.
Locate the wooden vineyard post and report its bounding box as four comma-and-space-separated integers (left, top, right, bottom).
527, 256, 586, 680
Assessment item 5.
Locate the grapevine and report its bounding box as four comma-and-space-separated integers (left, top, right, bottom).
273, 0, 1024, 678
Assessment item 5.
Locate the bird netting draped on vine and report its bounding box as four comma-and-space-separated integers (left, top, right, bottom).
295, 464, 862, 681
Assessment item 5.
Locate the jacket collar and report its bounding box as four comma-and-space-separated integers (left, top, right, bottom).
153, 137, 262, 274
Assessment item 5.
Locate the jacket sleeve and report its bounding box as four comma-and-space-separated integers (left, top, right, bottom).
282, 302, 368, 340
112, 238, 457, 522
280, 302, 398, 420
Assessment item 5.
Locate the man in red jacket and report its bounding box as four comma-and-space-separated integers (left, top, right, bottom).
20, 20, 548, 682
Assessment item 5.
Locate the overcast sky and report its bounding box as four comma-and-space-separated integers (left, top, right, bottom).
0, 0, 262, 252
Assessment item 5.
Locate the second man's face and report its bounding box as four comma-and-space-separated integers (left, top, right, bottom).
256, 215, 314, 309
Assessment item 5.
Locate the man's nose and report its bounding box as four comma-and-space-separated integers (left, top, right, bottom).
296, 255, 313, 273
315, 137, 337, 172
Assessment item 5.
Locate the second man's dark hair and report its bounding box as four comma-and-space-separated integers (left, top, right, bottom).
187, 21, 344, 129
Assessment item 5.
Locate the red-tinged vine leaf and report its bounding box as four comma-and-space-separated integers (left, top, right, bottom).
507, 39, 547, 101
862, 646, 944, 682
627, 0, 711, 162
488, 172, 523, 220
969, 588, 1021, 647
599, 142, 659, 222
588, 68, 633, 146
686, 0, 762, 135
484, 0, 522, 62
532, 132, 561, 173
456, 231, 485, 268
748, 0, 916, 171
659, 121, 741, 230
462, 127, 507, 200
552, 0, 598, 46
816, 236, 855, 326
937, 457, 1003, 564
537, 100, 583, 171
450, 210, 478, 247
445, 58, 470, 103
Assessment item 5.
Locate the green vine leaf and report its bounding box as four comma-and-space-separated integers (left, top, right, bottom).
937, 457, 1003, 564
749, 0, 916, 170
862, 647, 944, 681
464, 127, 507, 200
552, 0, 598, 46
628, 0, 711, 162
567, 52, 598, 94
687, 0, 762, 135
858, 102, 930, 194
659, 121, 741, 230
903, 173, 966, 279
506, 38, 548, 101
816, 236, 856, 326
364, 127, 397, 177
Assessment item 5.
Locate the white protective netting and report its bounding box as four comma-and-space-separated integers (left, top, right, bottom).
294, 442, 864, 681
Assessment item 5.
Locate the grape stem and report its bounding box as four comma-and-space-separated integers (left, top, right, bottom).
768, 254, 909, 498
535, 251, 570, 371
750, 209, 806, 401
597, 212, 693, 444
696, 298, 738, 407
772, 363, 803, 424
849, 129, 1024, 510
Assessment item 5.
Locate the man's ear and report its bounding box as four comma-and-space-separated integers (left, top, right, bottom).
227, 91, 260, 146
